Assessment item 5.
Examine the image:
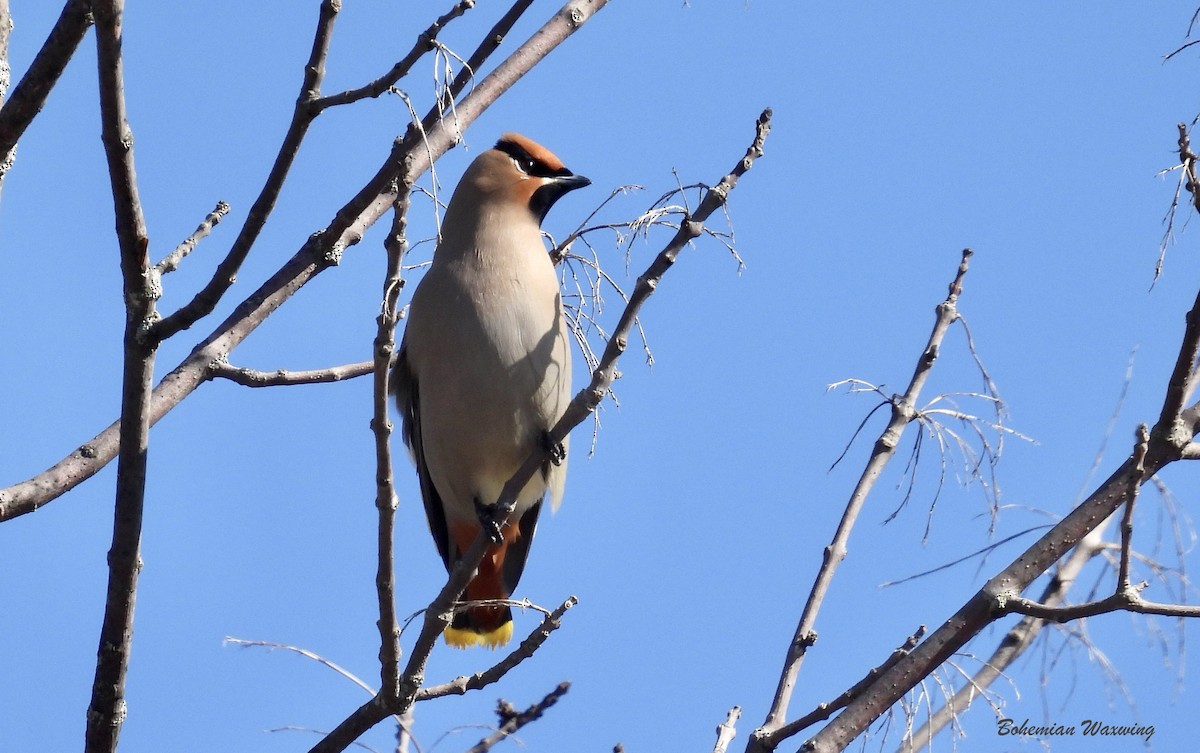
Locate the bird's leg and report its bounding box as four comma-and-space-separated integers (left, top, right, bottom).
541, 430, 566, 467
473, 496, 505, 544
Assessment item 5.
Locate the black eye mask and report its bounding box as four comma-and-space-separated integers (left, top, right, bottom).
494, 138, 572, 179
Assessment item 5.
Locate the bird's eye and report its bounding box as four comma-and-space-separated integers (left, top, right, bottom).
514, 156, 537, 175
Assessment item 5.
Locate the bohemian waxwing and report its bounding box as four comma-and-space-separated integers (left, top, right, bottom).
391, 133, 589, 648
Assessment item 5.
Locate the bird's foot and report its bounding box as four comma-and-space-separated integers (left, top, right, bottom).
473, 497, 505, 544
541, 431, 566, 467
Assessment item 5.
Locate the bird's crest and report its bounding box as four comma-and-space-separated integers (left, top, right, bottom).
495, 132, 567, 173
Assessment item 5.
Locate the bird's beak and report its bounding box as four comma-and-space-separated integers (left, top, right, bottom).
531, 172, 592, 222
555, 174, 591, 192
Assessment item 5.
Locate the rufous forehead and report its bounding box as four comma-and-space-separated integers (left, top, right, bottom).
496, 132, 566, 171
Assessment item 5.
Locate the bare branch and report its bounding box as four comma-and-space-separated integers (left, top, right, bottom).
463, 682, 571, 753
154, 200, 231, 275
713, 707, 741, 753
271, 728, 382, 753
371, 164, 414, 702
1153, 127, 1200, 425
0, 0, 609, 524
85, 1, 156, 750
415, 597, 577, 701
209, 357, 375, 387
435, 0, 537, 115
150, 0, 341, 341
1001, 588, 1200, 621
224, 637, 378, 698
772, 627, 926, 742
307, 698, 394, 753
1165, 36, 1200, 62
225, 637, 422, 753
313, 0, 478, 112
1156, 158, 1186, 286
897, 522, 1113, 751
1117, 425, 1151, 590
0, 0, 93, 162
751, 249, 973, 751
802, 470, 1148, 752
802, 286, 1200, 752
878, 525, 1053, 589
154, 0, 528, 343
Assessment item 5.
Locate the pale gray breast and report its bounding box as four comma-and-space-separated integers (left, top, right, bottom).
405, 238, 570, 516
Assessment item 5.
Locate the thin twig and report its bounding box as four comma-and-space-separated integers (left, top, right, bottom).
271, 728, 381, 753
313, 0, 477, 112
463, 682, 571, 753
771, 627, 926, 742
436, 0, 536, 115
1154, 158, 1200, 444
1118, 425, 1151, 591
878, 525, 1053, 589
372, 159, 414, 701
150, 0, 341, 342
1164, 37, 1200, 62
209, 357, 376, 387
415, 597, 577, 701
750, 249, 974, 752
1074, 348, 1137, 504
224, 637, 423, 752
224, 638, 378, 697
154, 200, 231, 275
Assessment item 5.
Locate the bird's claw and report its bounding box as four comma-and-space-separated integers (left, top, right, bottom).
473, 497, 505, 544
541, 431, 566, 467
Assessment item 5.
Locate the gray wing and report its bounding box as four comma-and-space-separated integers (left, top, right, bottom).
391, 340, 453, 570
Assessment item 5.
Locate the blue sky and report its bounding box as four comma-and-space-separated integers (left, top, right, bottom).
3, 2, 1200, 752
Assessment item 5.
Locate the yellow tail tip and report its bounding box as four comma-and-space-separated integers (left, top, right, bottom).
445, 621, 514, 649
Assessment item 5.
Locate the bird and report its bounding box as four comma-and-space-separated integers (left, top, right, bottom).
391, 133, 589, 648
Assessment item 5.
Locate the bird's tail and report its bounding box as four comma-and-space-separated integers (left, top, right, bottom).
443, 505, 543, 649
445, 603, 514, 649
444, 533, 517, 649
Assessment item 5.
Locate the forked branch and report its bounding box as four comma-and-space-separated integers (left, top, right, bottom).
750, 249, 973, 753
801, 218, 1200, 753
312, 0, 479, 112
0, 0, 607, 524
149, 0, 342, 341
415, 596, 577, 701
85, 1, 157, 750
896, 523, 1111, 751
463, 682, 571, 753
